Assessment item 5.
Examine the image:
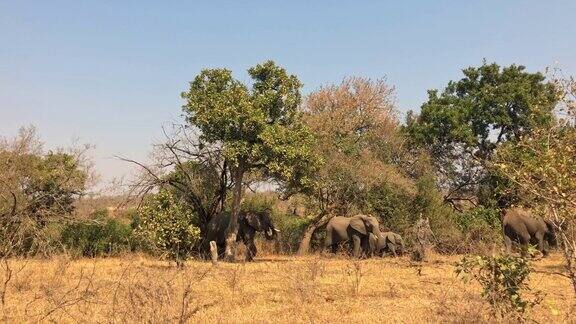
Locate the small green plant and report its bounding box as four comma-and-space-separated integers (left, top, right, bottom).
134, 191, 201, 266
455, 255, 542, 320
61, 212, 133, 257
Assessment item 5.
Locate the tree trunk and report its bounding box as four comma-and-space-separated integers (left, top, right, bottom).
224, 166, 244, 262
297, 213, 332, 255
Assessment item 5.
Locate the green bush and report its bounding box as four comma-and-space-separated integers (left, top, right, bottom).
449, 207, 502, 253
61, 211, 133, 257
456, 254, 542, 320
241, 193, 274, 214
366, 182, 414, 232
134, 191, 200, 265
273, 215, 309, 253
455, 206, 500, 231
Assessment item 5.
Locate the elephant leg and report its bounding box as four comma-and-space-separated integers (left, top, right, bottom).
325, 231, 338, 255
246, 241, 257, 261
389, 243, 397, 257
361, 238, 371, 258
352, 235, 362, 258
504, 235, 513, 255
535, 232, 548, 257
324, 233, 332, 251
331, 244, 338, 254
368, 234, 379, 258
244, 230, 257, 261
519, 235, 530, 258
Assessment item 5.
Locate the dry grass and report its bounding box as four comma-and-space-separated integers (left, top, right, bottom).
0, 252, 574, 323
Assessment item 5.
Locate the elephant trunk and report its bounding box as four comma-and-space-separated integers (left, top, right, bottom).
264, 226, 279, 240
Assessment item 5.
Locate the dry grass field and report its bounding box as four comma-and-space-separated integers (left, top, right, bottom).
0, 252, 574, 323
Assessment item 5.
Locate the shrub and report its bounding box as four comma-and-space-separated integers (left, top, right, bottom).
453, 207, 502, 252
61, 211, 133, 257
273, 215, 310, 253
241, 193, 274, 214
134, 191, 200, 265
456, 255, 542, 320
455, 206, 500, 231
366, 182, 414, 232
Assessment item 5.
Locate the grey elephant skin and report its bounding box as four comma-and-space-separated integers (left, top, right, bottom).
324, 215, 382, 258
371, 231, 405, 257
503, 208, 557, 256
206, 210, 279, 261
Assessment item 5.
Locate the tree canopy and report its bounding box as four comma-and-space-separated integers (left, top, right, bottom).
0, 127, 90, 255
406, 62, 560, 207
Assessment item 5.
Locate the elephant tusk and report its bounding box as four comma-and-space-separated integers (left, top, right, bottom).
274, 228, 280, 232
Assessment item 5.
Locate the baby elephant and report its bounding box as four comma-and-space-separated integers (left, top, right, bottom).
370, 231, 405, 257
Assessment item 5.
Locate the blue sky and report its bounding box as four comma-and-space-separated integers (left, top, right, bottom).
1, 1, 575, 191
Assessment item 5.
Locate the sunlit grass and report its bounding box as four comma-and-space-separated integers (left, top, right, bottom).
0, 253, 573, 323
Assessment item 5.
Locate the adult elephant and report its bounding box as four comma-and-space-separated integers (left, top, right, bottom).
370, 232, 405, 257
206, 210, 279, 261
324, 214, 382, 258
503, 208, 557, 257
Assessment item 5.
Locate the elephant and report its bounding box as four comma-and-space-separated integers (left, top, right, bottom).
370, 232, 405, 257
380, 232, 406, 256
503, 208, 557, 257
324, 214, 382, 258
206, 210, 279, 261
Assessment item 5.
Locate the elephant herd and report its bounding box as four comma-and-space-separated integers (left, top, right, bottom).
206, 212, 405, 260
205, 207, 558, 261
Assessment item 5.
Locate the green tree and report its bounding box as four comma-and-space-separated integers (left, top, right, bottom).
406, 62, 559, 208
25, 152, 88, 222
181, 61, 319, 260
0, 127, 90, 256
135, 191, 201, 266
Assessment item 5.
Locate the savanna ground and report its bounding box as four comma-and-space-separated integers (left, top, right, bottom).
1, 252, 574, 323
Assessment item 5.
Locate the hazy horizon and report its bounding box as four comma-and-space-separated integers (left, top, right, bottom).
2, 1, 575, 192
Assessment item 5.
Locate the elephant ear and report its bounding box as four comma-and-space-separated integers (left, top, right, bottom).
349, 216, 367, 235
244, 211, 263, 230
384, 232, 393, 243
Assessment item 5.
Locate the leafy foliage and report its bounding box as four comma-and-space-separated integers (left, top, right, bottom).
134, 191, 201, 264
303, 77, 414, 214
455, 206, 500, 231
25, 152, 88, 221
61, 210, 133, 257
494, 126, 576, 211
0, 127, 90, 256
162, 159, 227, 232
406, 62, 559, 207
456, 255, 542, 319
181, 60, 320, 191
